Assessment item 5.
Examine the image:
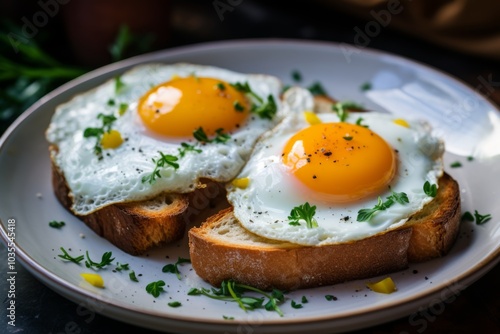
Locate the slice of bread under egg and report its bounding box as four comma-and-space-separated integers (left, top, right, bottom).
188, 88, 461, 291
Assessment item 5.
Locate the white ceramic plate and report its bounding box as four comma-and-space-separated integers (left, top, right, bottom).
1, 39, 499, 333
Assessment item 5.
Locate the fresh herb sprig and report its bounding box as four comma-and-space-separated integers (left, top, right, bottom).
146, 280, 166, 298
162, 257, 191, 280
193, 127, 231, 144
357, 191, 409, 222
49, 221, 65, 229
462, 210, 492, 225
423, 181, 437, 197
231, 81, 277, 120
83, 113, 118, 158
178, 142, 202, 157
58, 247, 84, 264
141, 151, 179, 184
288, 202, 318, 228
85, 251, 115, 270
332, 101, 364, 122
188, 280, 285, 316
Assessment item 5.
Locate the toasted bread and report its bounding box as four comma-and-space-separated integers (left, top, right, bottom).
188, 172, 460, 291
50, 145, 226, 255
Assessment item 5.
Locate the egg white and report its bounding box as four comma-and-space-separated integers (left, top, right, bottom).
46, 63, 284, 215
227, 87, 444, 246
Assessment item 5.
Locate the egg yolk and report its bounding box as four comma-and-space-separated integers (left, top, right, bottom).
282, 123, 397, 203
138, 76, 250, 137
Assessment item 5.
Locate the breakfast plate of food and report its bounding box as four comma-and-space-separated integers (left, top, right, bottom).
1, 39, 499, 333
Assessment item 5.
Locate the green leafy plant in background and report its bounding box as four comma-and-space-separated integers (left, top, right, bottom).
0, 21, 155, 134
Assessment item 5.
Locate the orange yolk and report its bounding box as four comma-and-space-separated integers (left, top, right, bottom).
282, 123, 397, 204
138, 76, 249, 137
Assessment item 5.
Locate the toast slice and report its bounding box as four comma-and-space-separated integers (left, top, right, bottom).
188, 172, 460, 291
50, 145, 226, 255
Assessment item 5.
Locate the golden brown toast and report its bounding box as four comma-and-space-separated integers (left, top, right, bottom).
188, 173, 460, 291
50, 145, 226, 255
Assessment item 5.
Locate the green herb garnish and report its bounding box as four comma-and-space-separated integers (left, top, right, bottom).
188, 280, 285, 316
332, 101, 364, 122
357, 191, 409, 222
343, 134, 353, 141
141, 151, 179, 184
450, 161, 462, 168
115, 262, 129, 271
49, 221, 65, 229
461, 211, 474, 222
231, 81, 277, 120
178, 142, 202, 157
85, 251, 115, 270
168, 301, 182, 307
307, 82, 327, 96
83, 113, 118, 158
223, 315, 234, 320
146, 280, 166, 298
467, 156, 474, 161
355, 117, 368, 128
114, 75, 125, 94
291, 70, 302, 82
288, 202, 318, 228
129, 270, 139, 282
216, 82, 226, 90
291, 300, 303, 309
474, 210, 492, 225
423, 181, 437, 197
301, 296, 308, 303
325, 295, 337, 301
233, 100, 245, 112
360, 82, 372, 91
118, 103, 128, 116
58, 247, 84, 264
193, 127, 231, 144
162, 257, 191, 280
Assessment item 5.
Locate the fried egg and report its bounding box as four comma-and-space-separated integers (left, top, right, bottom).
46, 63, 283, 215
227, 87, 444, 246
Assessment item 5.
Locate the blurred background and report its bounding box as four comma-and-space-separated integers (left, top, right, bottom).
1, 0, 499, 333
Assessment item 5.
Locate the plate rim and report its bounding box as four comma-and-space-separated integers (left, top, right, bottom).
1, 38, 499, 332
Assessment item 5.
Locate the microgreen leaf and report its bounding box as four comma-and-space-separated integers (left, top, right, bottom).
178, 142, 202, 157
85, 251, 115, 270
146, 280, 165, 298
58, 247, 84, 264
307, 82, 327, 96
474, 210, 492, 225
423, 181, 437, 197
162, 257, 191, 280
288, 202, 318, 228
141, 151, 179, 184
49, 220, 65, 229
129, 271, 139, 282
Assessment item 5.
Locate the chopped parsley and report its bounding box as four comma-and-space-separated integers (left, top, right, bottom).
301, 296, 308, 303
168, 301, 182, 308
216, 82, 226, 90
423, 181, 437, 197
450, 161, 462, 168
343, 134, 353, 141
177, 142, 202, 157
360, 82, 372, 91
146, 280, 166, 298
49, 220, 65, 229
162, 257, 191, 280
288, 202, 318, 228
188, 280, 285, 316
233, 100, 245, 112
291, 70, 302, 82
332, 101, 364, 122
85, 251, 115, 270
325, 295, 337, 301
141, 151, 179, 184
223, 315, 234, 320
355, 117, 368, 128
357, 191, 409, 222
115, 75, 126, 94
83, 113, 118, 159
307, 82, 327, 96
129, 271, 139, 282
193, 127, 231, 144
115, 262, 129, 271
291, 300, 303, 309
231, 81, 277, 120
58, 247, 84, 264
463, 210, 492, 225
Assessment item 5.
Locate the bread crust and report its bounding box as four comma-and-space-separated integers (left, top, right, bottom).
188, 173, 461, 291
50, 145, 220, 255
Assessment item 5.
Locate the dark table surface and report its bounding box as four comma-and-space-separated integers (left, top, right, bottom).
1, 1, 499, 333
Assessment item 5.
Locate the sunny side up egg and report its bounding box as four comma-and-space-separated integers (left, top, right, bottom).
46, 63, 283, 215
227, 87, 444, 246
